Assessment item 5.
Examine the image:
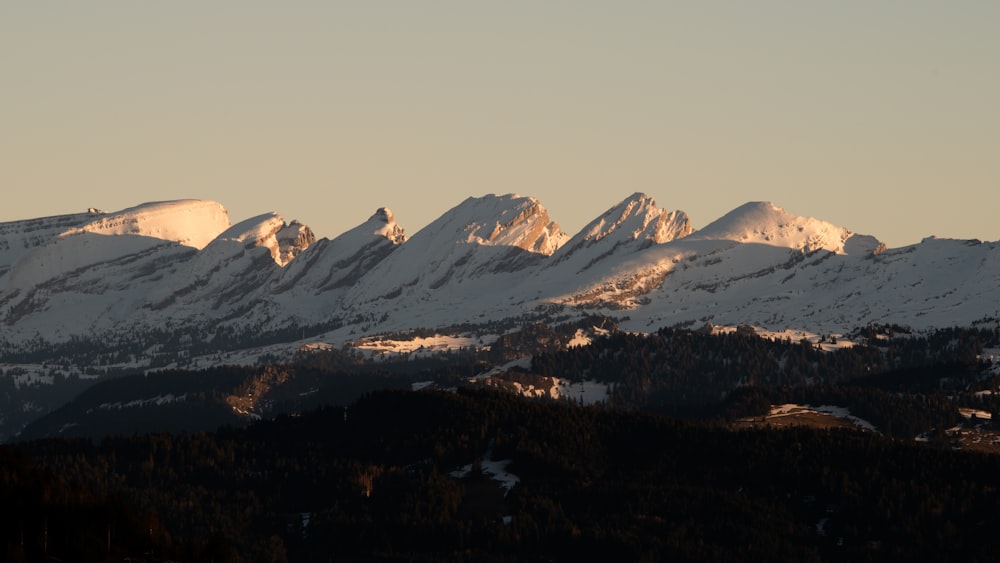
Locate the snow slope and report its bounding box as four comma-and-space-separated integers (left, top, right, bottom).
270, 208, 407, 321
0, 211, 96, 282
275, 208, 405, 295
5, 200, 230, 289
620, 234, 1000, 335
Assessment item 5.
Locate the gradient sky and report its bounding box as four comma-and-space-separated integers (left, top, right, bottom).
3, 2, 998, 249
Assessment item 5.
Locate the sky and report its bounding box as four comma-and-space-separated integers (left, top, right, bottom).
3, 1, 998, 249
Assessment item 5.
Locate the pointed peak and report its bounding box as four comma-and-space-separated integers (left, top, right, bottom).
567, 193, 692, 247
548, 193, 692, 270
335, 208, 407, 246
415, 193, 566, 255
625, 191, 654, 202
371, 207, 395, 224
375, 208, 406, 244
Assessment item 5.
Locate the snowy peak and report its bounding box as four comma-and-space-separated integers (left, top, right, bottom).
689, 201, 873, 255
210, 213, 315, 267
551, 192, 692, 268
333, 207, 407, 249
573, 192, 691, 246
368, 208, 407, 244
447, 194, 567, 255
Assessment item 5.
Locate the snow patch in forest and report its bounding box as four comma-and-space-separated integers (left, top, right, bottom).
768, 404, 877, 431
567, 329, 592, 348
352, 333, 487, 358
450, 451, 520, 497
958, 407, 992, 420
504, 377, 609, 405
549, 378, 610, 405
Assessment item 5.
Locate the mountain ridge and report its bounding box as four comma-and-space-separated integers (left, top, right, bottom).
0, 192, 997, 361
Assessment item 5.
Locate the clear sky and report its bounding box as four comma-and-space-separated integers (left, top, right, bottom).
3, 2, 998, 249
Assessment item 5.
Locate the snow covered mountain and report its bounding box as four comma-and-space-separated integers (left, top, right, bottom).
4, 191, 1000, 440
0, 193, 998, 366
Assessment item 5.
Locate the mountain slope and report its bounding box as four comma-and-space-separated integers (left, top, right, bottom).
269, 208, 408, 324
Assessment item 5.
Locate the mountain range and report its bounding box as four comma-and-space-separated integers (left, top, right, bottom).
4, 192, 1000, 440
2, 193, 999, 360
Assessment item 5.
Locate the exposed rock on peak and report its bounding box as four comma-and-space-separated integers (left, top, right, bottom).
208, 213, 316, 267
276, 221, 316, 265
369, 208, 407, 244
454, 194, 567, 255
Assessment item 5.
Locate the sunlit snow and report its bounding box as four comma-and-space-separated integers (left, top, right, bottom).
768, 404, 877, 432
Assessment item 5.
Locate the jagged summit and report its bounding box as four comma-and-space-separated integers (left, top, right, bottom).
551, 192, 692, 269
367, 208, 407, 244
688, 201, 871, 255
579, 192, 692, 245
441, 194, 568, 254
209, 213, 315, 267
275, 221, 316, 265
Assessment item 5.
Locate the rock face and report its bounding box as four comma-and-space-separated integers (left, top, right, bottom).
276, 221, 316, 266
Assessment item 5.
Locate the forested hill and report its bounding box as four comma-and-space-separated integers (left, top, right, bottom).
9, 389, 1000, 562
